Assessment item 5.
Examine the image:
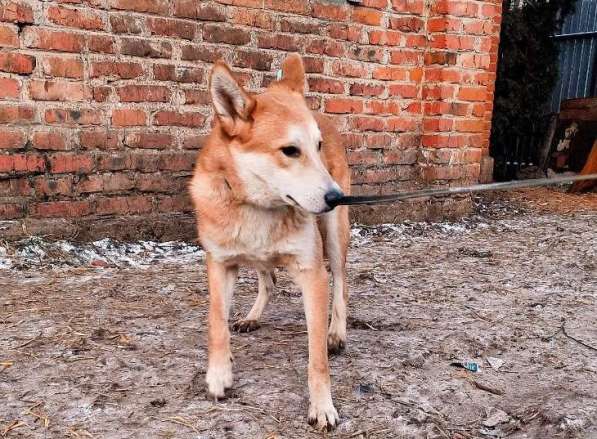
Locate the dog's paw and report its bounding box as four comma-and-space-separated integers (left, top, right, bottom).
232, 319, 261, 333
327, 333, 346, 355
205, 360, 233, 401
308, 398, 339, 431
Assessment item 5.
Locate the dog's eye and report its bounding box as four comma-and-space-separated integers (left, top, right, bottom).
318, 141, 322, 151
281, 146, 301, 158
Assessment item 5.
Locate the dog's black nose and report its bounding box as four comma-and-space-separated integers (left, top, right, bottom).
324, 189, 344, 208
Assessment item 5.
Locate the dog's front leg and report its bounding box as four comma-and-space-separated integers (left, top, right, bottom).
293, 265, 339, 430
205, 254, 238, 400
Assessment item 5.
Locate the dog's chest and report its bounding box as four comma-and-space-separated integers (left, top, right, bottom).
203, 207, 316, 267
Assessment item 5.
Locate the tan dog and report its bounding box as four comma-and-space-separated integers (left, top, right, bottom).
189, 54, 350, 430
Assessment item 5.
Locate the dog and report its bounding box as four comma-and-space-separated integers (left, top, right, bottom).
189, 53, 350, 430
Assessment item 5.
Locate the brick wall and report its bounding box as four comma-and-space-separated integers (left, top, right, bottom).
0, 0, 502, 241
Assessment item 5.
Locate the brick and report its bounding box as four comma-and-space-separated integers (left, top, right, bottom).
153, 65, 204, 83
303, 57, 325, 73
383, 149, 418, 165
174, 0, 226, 21
154, 111, 205, 128
158, 151, 196, 171
0, 52, 36, 74
0, 104, 35, 123
349, 46, 384, 63
33, 176, 74, 196
312, 1, 349, 21
41, 56, 83, 79
306, 38, 345, 57
0, 2, 34, 23
324, 98, 363, 114
331, 61, 367, 78
47, 5, 105, 31
93, 86, 111, 102
391, 0, 424, 14
124, 132, 172, 149
203, 24, 250, 45
29, 80, 90, 102
347, 150, 379, 166
263, 0, 309, 14
390, 50, 420, 65
308, 77, 344, 94
147, 17, 196, 40
110, 14, 142, 34
352, 7, 382, 26
350, 116, 385, 132
458, 86, 487, 101
181, 44, 228, 63
0, 178, 31, 196
31, 200, 91, 218
96, 195, 153, 215
45, 108, 102, 125
157, 194, 192, 213
88, 35, 115, 54
0, 78, 20, 99
117, 85, 170, 103
233, 50, 273, 71
91, 62, 143, 81
215, 0, 262, 7
368, 30, 401, 46
78, 173, 134, 193
32, 130, 68, 150
23, 28, 83, 52
112, 109, 146, 127
183, 89, 210, 105
0, 203, 24, 219
257, 34, 300, 52
136, 174, 186, 193
433, 0, 478, 17
121, 38, 172, 58
80, 130, 120, 150
454, 118, 484, 132
109, 0, 169, 14
49, 153, 93, 174
0, 128, 26, 149
280, 18, 319, 34
389, 17, 424, 32
372, 66, 408, 81
231, 8, 274, 30
183, 134, 206, 149
350, 83, 384, 97
0, 153, 45, 172
0, 23, 19, 47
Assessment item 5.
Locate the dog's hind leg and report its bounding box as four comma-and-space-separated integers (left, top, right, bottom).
205, 255, 238, 400
323, 206, 350, 354
232, 270, 275, 333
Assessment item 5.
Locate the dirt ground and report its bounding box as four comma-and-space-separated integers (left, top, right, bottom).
1, 188, 596, 439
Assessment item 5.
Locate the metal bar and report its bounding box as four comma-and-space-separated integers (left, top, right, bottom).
553, 30, 597, 39
331, 174, 597, 207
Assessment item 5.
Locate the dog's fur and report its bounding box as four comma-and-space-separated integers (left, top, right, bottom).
189, 54, 350, 429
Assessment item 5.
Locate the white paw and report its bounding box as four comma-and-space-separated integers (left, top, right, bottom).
205, 359, 232, 400
308, 396, 339, 430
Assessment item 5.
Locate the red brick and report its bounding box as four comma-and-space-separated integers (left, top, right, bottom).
0, 177, 31, 196
0, 23, 19, 47
372, 66, 408, 81
41, 56, 83, 79
154, 111, 205, 128
389, 17, 424, 32
181, 44, 228, 63
233, 50, 274, 71
325, 98, 363, 114
96, 195, 153, 215
32, 130, 68, 150
0, 78, 20, 99
368, 30, 401, 46
45, 108, 103, 125
203, 24, 251, 45
308, 77, 344, 94
454, 118, 484, 132
23, 28, 83, 52
312, 1, 349, 21
433, 0, 478, 17
215, 0, 262, 6
147, 17, 196, 40
391, 0, 424, 14
352, 7, 382, 26
280, 17, 320, 34
158, 151, 196, 171
350, 83, 385, 97
183, 135, 206, 149
306, 38, 345, 57
174, 0, 227, 21
117, 85, 171, 103
347, 150, 380, 166
0, 203, 24, 219
33, 176, 74, 196
0, 128, 26, 149
110, 14, 143, 34
0, 153, 45, 172
93, 88, 113, 103
0, 2, 34, 23
389, 50, 420, 65
78, 173, 135, 193
458, 86, 487, 101
49, 153, 93, 174
124, 132, 172, 149
80, 130, 120, 150
383, 149, 418, 165
157, 194, 192, 213
350, 116, 385, 132
183, 89, 210, 105
136, 174, 186, 193
112, 109, 146, 127
0, 52, 36, 74
231, 8, 274, 30
257, 34, 301, 52
88, 35, 115, 54
303, 57, 325, 73
91, 61, 144, 79
109, 0, 169, 14
31, 200, 91, 218
47, 5, 105, 30
263, 0, 309, 14
0, 104, 35, 123
331, 60, 368, 78
387, 117, 418, 132
121, 38, 172, 58
29, 80, 90, 102
153, 65, 204, 83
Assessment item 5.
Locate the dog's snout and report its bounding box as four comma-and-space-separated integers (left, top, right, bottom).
324, 189, 344, 208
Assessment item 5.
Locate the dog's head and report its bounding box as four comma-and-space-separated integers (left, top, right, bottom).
209, 54, 343, 214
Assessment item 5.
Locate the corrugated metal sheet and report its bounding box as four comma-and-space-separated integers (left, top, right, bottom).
550, 0, 597, 113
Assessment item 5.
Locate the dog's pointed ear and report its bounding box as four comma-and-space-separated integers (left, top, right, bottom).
279, 54, 305, 95
209, 61, 255, 136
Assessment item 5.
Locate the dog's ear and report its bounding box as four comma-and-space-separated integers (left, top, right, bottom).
278, 54, 305, 95
209, 61, 255, 136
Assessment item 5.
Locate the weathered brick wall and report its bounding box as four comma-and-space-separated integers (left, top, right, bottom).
0, 0, 502, 241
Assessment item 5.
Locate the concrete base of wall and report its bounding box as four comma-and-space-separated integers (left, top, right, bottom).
0, 197, 473, 242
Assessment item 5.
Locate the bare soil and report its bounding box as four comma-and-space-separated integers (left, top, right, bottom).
1, 189, 596, 439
